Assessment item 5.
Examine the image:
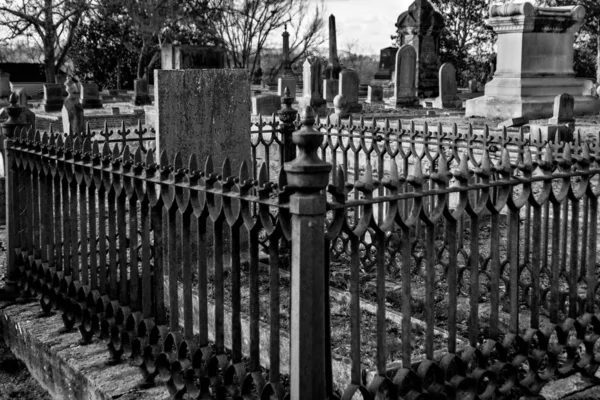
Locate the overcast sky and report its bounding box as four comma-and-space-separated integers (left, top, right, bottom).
322, 0, 413, 55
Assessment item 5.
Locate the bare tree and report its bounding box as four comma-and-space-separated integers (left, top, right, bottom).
214, 0, 326, 78
0, 0, 90, 82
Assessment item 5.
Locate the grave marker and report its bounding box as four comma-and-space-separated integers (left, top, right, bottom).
386, 44, 418, 107
252, 93, 281, 115
299, 57, 326, 115
80, 83, 103, 109
62, 78, 85, 135
41, 83, 64, 112
433, 63, 462, 109
366, 85, 383, 103
133, 78, 152, 106
339, 69, 362, 112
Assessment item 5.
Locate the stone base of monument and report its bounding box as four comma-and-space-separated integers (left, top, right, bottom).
433, 96, 463, 109
385, 96, 419, 109
296, 96, 327, 116
528, 124, 574, 143
81, 99, 102, 109
466, 94, 600, 120
133, 94, 152, 106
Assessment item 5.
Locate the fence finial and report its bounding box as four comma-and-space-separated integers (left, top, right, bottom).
1, 92, 24, 140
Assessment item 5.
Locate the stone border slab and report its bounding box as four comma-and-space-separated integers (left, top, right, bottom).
0, 300, 169, 400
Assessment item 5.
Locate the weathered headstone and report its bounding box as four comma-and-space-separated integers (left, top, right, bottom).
468, 79, 479, 93
80, 83, 103, 109
41, 84, 64, 112
549, 93, 575, 125
298, 57, 326, 115
396, 0, 445, 97
367, 85, 383, 103
0, 71, 10, 98
133, 78, 152, 106
339, 69, 362, 113
278, 78, 297, 102
154, 69, 251, 171
386, 44, 418, 107
498, 117, 529, 129
374, 47, 399, 81
62, 78, 85, 135
252, 93, 281, 115
529, 93, 576, 142
433, 63, 461, 108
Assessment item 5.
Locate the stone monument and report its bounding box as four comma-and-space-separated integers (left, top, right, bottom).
161, 41, 227, 70
386, 44, 418, 107
80, 82, 103, 109
277, 25, 297, 102
323, 15, 341, 103
41, 84, 64, 112
339, 69, 362, 113
252, 93, 281, 115
529, 93, 576, 142
433, 63, 462, 108
466, 1, 600, 119
395, 0, 445, 98
62, 77, 85, 135
133, 78, 152, 106
373, 47, 399, 82
154, 69, 251, 172
298, 57, 327, 115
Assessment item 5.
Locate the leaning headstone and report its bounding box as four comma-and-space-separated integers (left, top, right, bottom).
62, 77, 85, 135
549, 93, 575, 126
0, 71, 11, 98
386, 44, 418, 107
80, 83, 102, 109
498, 117, 529, 129
433, 63, 461, 109
133, 78, 152, 106
252, 93, 281, 115
41, 83, 64, 112
298, 57, 326, 115
339, 69, 362, 113
154, 69, 251, 171
367, 85, 383, 103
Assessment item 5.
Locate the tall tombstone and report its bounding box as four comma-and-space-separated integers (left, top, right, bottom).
278, 25, 297, 101
386, 44, 418, 107
62, 78, 85, 135
0, 71, 10, 98
80, 82, 103, 109
155, 69, 251, 172
433, 63, 461, 108
41, 84, 64, 112
339, 69, 362, 113
299, 57, 326, 115
323, 15, 341, 80
395, 0, 444, 98
373, 47, 399, 81
133, 78, 152, 106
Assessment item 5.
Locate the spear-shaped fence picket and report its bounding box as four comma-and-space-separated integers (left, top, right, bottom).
3, 91, 600, 399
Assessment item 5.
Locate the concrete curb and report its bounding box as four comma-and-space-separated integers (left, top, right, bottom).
0, 300, 168, 400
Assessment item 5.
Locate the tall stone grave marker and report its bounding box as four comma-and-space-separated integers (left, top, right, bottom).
80, 83, 103, 109
277, 25, 297, 101
339, 69, 362, 113
0, 71, 10, 98
299, 57, 326, 115
155, 69, 251, 172
62, 77, 85, 135
433, 63, 462, 108
386, 44, 418, 107
41, 84, 64, 112
323, 15, 341, 103
373, 47, 399, 82
396, 0, 444, 98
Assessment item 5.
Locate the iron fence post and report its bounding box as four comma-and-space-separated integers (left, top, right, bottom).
284, 106, 331, 400
1, 93, 25, 299
278, 86, 298, 164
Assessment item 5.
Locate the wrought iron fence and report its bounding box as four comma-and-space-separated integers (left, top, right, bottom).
4, 98, 600, 399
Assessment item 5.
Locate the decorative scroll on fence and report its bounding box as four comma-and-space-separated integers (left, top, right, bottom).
4, 101, 600, 400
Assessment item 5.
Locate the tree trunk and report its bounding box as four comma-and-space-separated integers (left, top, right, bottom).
44, 0, 57, 83
137, 41, 147, 80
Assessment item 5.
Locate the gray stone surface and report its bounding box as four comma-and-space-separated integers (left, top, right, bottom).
80, 83, 102, 109
339, 69, 362, 112
0, 301, 169, 400
498, 117, 529, 128
62, 98, 85, 135
278, 76, 297, 101
323, 79, 338, 102
252, 93, 281, 116
549, 93, 575, 125
154, 69, 251, 173
41, 84, 63, 112
387, 44, 418, 107
133, 79, 151, 106
433, 63, 462, 109
366, 85, 383, 103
